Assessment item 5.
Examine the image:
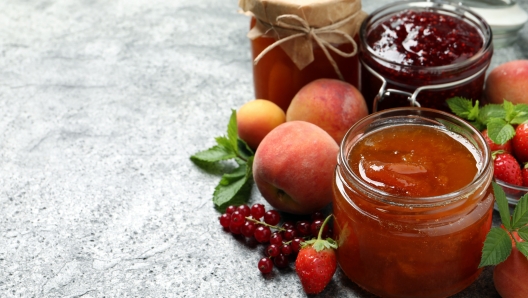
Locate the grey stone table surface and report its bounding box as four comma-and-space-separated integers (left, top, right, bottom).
1, 0, 527, 297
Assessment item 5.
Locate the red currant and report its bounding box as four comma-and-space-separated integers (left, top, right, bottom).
258, 257, 273, 274
269, 232, 283, 246
225, 205, 237, 215
264, 210, 281, 226
240, 221, 256, 238
250, 204, 265, 219
254, 226, 272, 243
274, 254, 289, 268
282, 221, 295, 230
219, 213, 231, 228
296, 220, 311, 236
237, 204, 251, 217
266, 244, 281, 257
310, 219, 328, 237
280, 243, 292, 256
311, 211, 324, 221
322, 227, 333, 240
229, 223, 242, 234
291, 237, 303, 253
230, 210, 246, 228
283, 228, 296, 241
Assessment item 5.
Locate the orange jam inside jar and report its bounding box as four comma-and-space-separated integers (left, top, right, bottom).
333, 108, 494, 298
359, 0, 493, 113
240, 0, 367, 112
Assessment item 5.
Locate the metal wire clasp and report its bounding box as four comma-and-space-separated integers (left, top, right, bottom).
363, 62, 487, 112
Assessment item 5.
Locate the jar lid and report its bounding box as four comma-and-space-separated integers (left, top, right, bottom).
239, 0, 367, 71
460, 1, 528, 47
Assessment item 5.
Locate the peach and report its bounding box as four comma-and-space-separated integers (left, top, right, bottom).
252, 121, 339, 214
493, 246, 528, 298
286, 78, 369, 144
485, 60, 528, 104
237, 99, 286, 150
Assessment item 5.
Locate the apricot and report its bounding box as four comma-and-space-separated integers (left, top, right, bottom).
485, 60, 528, 104
252, 121, 339, 214
493, 246, 528, 298
237, 99, 286, 150
286, 78, 369, 144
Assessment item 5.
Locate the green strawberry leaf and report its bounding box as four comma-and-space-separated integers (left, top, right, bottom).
512, 193, 528, 229
518, 226, 528, 242
487, 118, 515, 145
493, 181, 512, 230
517, 241, 528, 259
190, 145, 236, 163
479, 227, 513, 267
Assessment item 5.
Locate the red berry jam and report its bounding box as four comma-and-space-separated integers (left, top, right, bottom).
359, 1, 493, 112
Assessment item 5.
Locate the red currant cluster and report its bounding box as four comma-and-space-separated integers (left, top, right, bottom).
218, 203, 332, 274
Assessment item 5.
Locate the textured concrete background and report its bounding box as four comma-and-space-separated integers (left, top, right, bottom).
1, 0, 527, 297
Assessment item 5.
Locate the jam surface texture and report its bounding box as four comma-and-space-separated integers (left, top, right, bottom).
367, 10, 483, 67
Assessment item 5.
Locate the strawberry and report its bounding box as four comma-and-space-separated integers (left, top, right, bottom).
493, 151, 522, 186
482, 129, 512, 154
295, 215, 337, 294
522, 163, 528, 187
513, 123, 528, 163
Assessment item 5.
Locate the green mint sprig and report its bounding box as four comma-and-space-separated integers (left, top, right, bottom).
190, 110, 254, 212
447, 97, 528, 145
479, 182, 528, 267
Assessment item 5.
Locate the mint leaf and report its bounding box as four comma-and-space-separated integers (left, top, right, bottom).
478, 104, 505, 125
493, 181, 512, 230
517, 241, 528, 259
227, 110, 238, 154
487, 118, 515, 145
510, 103, 528, 124
512, 193, 528, 229
479, 227, 513, 267
518, 226, 528, 242
447, 97, 477, 120
237, 138, 254, 161
191, 145, 236, 163
503, 100, 516, 123
213, 159, 253, 211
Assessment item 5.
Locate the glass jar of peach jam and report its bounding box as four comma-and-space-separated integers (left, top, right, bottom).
333, 108, 494, 298
239, 0, 367, 112
359, 0, 493, 113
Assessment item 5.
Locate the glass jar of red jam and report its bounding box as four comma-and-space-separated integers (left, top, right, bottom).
359, 1, 494, 113
333, 108, 494, 298
239, 0, 367, 112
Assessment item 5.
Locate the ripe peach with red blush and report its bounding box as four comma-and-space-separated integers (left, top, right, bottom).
237, 99, 286, 150
485, 60, 528, 104
286, 78, 369, 144
252, 121, 339, 214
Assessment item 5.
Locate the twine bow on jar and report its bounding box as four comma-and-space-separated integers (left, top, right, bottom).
253, 12, 360, 81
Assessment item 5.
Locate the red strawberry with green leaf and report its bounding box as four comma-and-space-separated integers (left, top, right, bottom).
295, 215, 337, 294
483, 129, 512, 154
512, 122, 528, 163
493, 151, 522, 186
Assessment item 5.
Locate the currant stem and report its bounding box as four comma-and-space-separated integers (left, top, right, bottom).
246, 216, 286, 232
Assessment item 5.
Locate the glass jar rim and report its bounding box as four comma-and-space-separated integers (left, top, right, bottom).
338, 107, 493, 207
359, 0, 494, 73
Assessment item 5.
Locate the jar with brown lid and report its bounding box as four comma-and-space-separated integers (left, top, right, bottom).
239, 0, 367, 111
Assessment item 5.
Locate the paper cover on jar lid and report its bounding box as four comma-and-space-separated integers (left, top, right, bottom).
238, 0, 367, 70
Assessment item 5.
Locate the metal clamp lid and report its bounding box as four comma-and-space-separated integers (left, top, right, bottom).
364, 63, 488, 112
